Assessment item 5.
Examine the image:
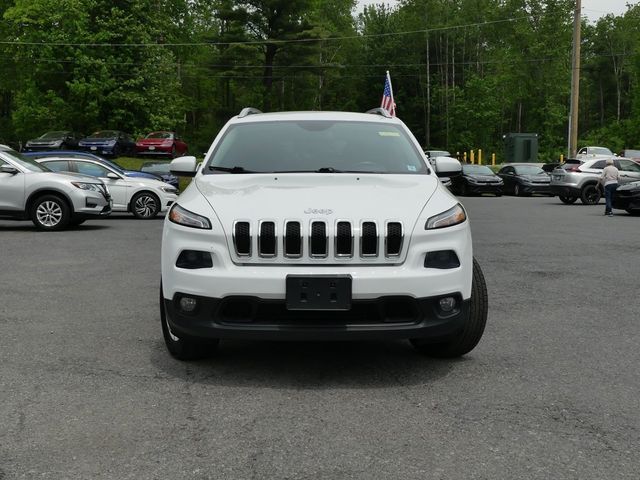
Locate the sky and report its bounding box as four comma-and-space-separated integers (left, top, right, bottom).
355, 0, 632, 22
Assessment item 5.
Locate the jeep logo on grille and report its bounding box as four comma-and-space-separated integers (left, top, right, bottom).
304, 208, 333, 215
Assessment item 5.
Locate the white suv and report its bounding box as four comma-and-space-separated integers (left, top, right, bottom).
0, 146, 111, 230
160, 108, 488, 360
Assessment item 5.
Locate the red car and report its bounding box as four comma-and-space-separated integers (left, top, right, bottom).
135, 131, 188, 158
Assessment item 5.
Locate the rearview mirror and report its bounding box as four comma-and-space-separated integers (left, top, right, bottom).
433, 156, 462, 178
170, 156, 198, 177
106, 172, 120, 179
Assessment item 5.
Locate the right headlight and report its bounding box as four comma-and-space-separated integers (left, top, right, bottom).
425, 203, 467, 230
168, 204, 211, 229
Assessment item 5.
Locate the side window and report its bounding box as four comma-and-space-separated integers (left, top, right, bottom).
75, 161, 111, 178
618, 160, 640, 172
42, 160, 70, 172
578, 148, 586, 154
591, 160, 606, 169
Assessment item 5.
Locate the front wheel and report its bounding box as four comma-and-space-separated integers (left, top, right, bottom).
559, 195, 577, 204
580, 184, 601, 205
411, 258, 488, 358
131, 192, 160, 219
160, 283, 218, 360
31, 195, 71, 231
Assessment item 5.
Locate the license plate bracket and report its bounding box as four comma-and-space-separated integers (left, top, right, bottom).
286, 275, 352, 311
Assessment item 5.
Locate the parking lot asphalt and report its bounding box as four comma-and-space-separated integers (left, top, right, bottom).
1, 197, 639, 479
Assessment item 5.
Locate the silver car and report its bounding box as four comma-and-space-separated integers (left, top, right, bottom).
550, 157, 640, 205
0, 146, 111, 230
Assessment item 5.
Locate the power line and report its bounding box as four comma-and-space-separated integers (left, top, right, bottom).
0, 16, 530, 48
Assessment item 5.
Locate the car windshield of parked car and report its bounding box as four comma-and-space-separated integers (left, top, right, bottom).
206, 121, 427, 174
463, 165, 494, 175
514, 165, 545, 175
146, 132, 172, 139
590, 147, 612, 155
2, 149, 50, 172
88, 131, 118, 139
39, 131, 67, 139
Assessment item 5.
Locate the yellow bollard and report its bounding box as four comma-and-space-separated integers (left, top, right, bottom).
470, 150, 475, 164
478, 149, 482, 165
463, 152, 467, 163
560, 154, 564, 163
492, 153, 496, 166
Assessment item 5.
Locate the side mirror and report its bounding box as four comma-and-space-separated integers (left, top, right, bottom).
170, 155, 198, 177
0, 164, 19, 175
106, 172, 120, 179
433, 156, 462, 178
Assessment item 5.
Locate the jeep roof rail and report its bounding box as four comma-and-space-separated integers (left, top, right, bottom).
238, 107, 263, 118
365, 107, 392, 118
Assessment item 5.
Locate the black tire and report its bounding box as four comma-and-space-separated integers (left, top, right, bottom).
170, 145, 177, 158
160, 283, 218, 360
130, 191, 161, 219
580, 184, 601, 205
626, 208, 640, 216
559, 195, 578, 204
460, 182, 468, 196
495, 191, 502, 197
411, 258, 488, 358
31, 194, 71, 231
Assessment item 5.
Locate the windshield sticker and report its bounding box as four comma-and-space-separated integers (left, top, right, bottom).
378, 131, 400, 137
407, 165, 417, 172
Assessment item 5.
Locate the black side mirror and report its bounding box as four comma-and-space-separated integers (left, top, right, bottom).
1, 165, 19, 174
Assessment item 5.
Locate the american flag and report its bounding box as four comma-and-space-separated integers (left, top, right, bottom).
380, 71, 396, 117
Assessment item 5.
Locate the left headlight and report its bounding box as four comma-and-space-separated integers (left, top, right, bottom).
425, 203, 467, 230
71, 182, 103, 192
168, 204, 211, 229
160, 186, 177, 193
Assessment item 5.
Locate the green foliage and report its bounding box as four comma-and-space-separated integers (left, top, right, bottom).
0, 0, 640, 156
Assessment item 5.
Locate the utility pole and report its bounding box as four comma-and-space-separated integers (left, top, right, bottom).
568, 0, 582, 158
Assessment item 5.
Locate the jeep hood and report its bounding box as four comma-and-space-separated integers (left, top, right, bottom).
195, 173, 440, 227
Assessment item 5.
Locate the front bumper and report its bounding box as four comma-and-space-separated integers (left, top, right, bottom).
163, 293, 470, 341
136, 146, 172, 155
520, 183, 551, 195
466, 183, 502, 194
79, 145, 116, 155
612, 191, 640, 211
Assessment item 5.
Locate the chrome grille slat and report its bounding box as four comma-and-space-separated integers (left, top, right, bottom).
258, 221, 276, 257
360, 221, 378, 257
310, 221, 328, 257
335, 221, 353, 257
233, 221, 251, 256
284, 221, 302, 257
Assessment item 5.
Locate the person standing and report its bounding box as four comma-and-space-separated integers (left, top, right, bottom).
600, 158, 619, 216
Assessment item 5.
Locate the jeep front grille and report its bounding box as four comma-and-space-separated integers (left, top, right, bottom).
232, 220, 404, 262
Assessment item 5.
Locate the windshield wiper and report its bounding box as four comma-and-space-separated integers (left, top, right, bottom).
208, 165, 256, 174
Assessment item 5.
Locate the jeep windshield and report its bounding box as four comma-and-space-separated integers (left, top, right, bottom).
205, 121, 428, 174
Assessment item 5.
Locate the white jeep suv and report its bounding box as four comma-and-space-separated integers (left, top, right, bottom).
160, 108, 488, 360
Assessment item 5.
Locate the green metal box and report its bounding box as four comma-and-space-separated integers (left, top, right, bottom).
503, 133, 538, 163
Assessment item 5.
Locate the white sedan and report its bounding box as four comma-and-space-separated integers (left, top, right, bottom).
36, 157, 178, 219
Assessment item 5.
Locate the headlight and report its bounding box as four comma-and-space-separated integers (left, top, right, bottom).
168, 204, 211, 229
71, 182, 103, 192
106, 140, 117, 146
52, 140, 63, 146
160, 186, 177, 193
466, 177, 478, 184
425, 203, 467, 230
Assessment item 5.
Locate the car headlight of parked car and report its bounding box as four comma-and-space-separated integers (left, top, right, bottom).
425, 203, 467, 230
71, 182, 104, 192
160, 186, 178, 193
168, 204, 211, 229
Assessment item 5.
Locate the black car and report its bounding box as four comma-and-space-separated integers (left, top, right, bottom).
497, 164, 552, 196
452, 164, 503, 196
78, 130, 136, 157
24, 131, 83, 151
613, 181, 640, 215
139, 161, 179, 190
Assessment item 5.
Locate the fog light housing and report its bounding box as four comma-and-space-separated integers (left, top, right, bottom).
176, 250, 213, 269
179, 296, 198, 313
425, 250, 460, 269
438, 296, 456, 313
